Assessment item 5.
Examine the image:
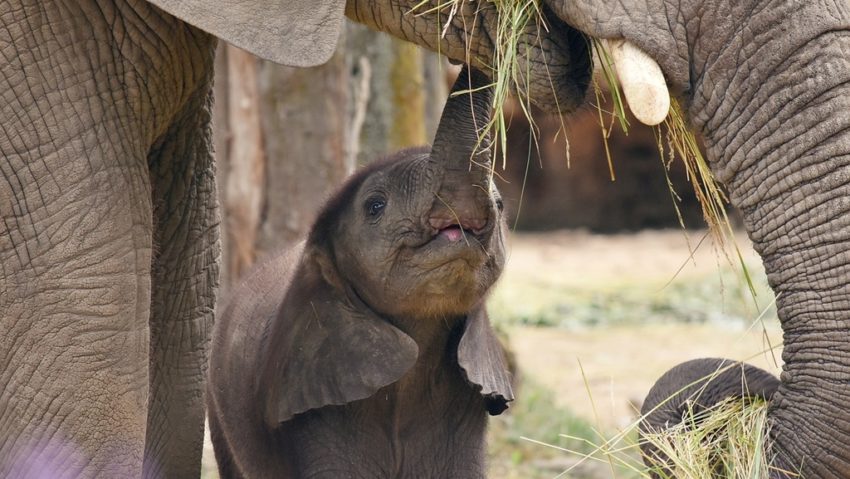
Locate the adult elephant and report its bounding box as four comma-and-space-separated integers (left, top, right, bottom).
540, 2, 850, 477
0, 0, 847, 478
0, 1, 583, 478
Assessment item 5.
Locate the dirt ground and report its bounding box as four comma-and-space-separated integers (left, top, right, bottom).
499, 229, 782, 430
504, 229, 729, 284
509, 323, 781, 432
201, 229, 784, 478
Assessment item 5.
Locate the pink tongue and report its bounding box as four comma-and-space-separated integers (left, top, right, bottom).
440, 226, 464, 242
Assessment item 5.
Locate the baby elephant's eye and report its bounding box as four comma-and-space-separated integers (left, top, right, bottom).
366, 197, 386, 217
495, 198, 504, 212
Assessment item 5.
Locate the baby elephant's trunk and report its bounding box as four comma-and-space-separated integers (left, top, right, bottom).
429, 66, 495, 227
431, 66, 493, 180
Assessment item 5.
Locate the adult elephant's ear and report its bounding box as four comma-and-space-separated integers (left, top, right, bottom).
258, 248, 418, 426
457, 308, 515, 415
145, 0, 345, 66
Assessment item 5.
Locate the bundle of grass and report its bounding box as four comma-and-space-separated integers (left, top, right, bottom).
640, 397, 775, 479
519, 356, 789, 479
523, 394, 782, 479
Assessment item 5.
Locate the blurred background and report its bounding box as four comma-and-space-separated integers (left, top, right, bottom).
204, 21, 782, 479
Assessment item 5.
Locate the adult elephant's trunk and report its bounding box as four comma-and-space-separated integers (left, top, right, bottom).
549, 0, 850, 476
684, 3, 850, 476
716, 23, 850, 479
345, 0, 590, 114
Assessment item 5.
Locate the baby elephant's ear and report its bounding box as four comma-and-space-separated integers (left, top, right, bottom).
457, 309, 515, 415
259, 255, 418, 426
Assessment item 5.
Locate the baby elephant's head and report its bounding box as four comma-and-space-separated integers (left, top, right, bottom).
310, 67, 505, 320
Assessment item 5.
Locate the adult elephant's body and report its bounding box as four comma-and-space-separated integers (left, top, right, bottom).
1, 2, 218, 477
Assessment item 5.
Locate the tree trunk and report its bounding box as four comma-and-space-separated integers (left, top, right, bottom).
255, 36, 353, 256
346, 24, 443, 165
421, 50, 449, 141
388, 41, 426, 148
215, 45, 266, 284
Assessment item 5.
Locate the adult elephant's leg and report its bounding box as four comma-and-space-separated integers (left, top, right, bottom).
142, 62, 218, 478
2, 1, 217, 476
0, 5, 153, 476
0, 143, 152, 478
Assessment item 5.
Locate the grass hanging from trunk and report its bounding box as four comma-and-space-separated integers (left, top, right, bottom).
410, 0, 559, 173
590, 37, 759, 305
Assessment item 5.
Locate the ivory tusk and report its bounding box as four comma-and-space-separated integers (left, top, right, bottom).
600, 39, 670, 126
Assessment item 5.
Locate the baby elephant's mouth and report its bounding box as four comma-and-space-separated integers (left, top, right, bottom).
437, 224, 470, 242
429, 217, 487, 244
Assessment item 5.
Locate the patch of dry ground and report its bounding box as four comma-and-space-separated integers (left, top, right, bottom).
499, 229, 782, 431
509, 323, 781, 432
505, 229, 727, 284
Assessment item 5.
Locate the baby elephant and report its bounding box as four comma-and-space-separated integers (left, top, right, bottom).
207, 66, 513, 479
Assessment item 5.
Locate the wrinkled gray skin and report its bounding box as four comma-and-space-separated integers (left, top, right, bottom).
639, 358, 780, 477
207, 67, 513, 479
2, 0, 849, 477
545, 2, 850, 477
